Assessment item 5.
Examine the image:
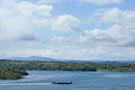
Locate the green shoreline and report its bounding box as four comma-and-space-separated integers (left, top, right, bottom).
97, 69, 135, 72
1, 70, 135, 80
0, 60, 135, 80
0, 69, 28, 80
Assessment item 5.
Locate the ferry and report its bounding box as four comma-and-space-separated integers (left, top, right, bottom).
52, 81, 72, 84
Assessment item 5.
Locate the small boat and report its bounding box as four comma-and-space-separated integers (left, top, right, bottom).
52, 81, 72, 84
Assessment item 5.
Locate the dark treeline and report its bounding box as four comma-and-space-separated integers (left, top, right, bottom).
0, 68, 28, 80
1, 60, 135, 71
0, 60, 97, 71
0, 60, 135, 80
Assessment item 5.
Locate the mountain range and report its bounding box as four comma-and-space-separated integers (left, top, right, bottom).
1, 56, 135, 65
5, 56, 59, 61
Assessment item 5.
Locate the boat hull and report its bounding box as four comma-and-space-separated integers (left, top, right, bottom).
52, 81, 72, 84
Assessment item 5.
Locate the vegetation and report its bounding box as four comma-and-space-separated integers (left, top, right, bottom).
0, 68, 28, 80
0, 60, 135, 80
0, 60, 97, 71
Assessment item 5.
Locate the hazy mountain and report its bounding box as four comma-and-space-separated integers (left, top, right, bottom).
1, 56, 135, 65
3, 56, 86, 62
6, 56, 59, 61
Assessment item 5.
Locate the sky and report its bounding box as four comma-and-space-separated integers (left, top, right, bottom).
0, 0, 135, 60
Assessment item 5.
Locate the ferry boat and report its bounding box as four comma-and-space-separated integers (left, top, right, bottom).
52, 81, 72, 84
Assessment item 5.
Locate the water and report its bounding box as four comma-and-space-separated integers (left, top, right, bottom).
0, 71, 135, 90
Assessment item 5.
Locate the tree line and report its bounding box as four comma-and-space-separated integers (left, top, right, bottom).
0, 60, 135, 80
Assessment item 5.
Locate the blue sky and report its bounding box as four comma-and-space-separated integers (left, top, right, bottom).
0, 0, 135, 60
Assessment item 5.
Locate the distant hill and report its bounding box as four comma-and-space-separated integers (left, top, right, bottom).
2, 56, 85, 62
1, 56, 135, 65
5, 56, 59, 61
90, 61, 135, 65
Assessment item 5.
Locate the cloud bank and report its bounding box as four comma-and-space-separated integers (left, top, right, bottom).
80, 0, 123, 5
0, 0, 135, 60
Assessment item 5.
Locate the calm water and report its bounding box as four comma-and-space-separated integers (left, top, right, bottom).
0, 71, 135, 90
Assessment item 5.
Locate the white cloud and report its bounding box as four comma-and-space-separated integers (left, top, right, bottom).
0, 0, 53, 40
0, 7, 33, 40
51, 15, 80, 32
78, 7, 135, 60
0, 0, 82, 59
80, 0, 123, 5
25, 49, 60, 58
79, 24, 135, 47
0, 0, 135, 60
80, 25, 116, 44
18, 1, 53, 17
32, 18, 51, 28
38, 0, 65, 4
51, 36, 70, 43
0, 48, 61, 59
95, 7, 135, 28
79, 8, 135, 48
78, 25, 135, 60
95, 7, 122, 23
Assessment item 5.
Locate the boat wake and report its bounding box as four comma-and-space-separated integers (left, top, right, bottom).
0, 83, 51, 86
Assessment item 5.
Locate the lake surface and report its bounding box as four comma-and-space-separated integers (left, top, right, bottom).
0, 71, 135, 90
